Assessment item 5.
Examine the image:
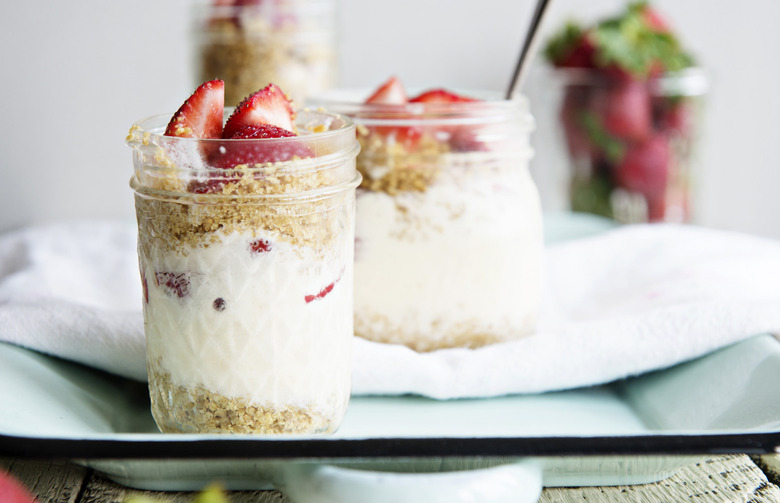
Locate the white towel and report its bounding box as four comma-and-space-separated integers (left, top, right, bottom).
0, 217, 778, 399
0, 220, 146, 381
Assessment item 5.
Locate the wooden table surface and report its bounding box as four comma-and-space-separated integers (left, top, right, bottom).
3, 454, 780, 502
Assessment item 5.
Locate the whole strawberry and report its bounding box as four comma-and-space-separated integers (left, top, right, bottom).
592, 80, 652, 142
0, 470, 38, 503
614, 134, 670, 200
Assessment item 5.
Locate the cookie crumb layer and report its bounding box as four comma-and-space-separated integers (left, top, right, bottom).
149, 367, 337, 434
134, 168, 348, 257
198, 18, 335, 106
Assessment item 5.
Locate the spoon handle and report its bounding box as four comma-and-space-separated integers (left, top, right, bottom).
506, 0, 552, 99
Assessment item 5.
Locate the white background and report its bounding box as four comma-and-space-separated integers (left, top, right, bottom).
1, 0, 778, 239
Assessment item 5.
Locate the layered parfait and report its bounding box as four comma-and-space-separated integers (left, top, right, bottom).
127, 81, 359, 434
318, 77, 543, 351
194, 0, 336, 106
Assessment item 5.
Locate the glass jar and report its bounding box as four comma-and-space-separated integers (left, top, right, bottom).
126, 109, 359, 434
552, 68, 708, 223
313, 91, 543, 351
192, 0, 337, 107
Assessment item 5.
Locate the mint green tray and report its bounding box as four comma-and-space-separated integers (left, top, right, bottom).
1, 333, 779, 501
1, 214, 778, 502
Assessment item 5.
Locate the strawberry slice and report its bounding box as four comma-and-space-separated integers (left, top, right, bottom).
164, 80, 224, 139
364, 77, 424, 148
409, 88, 481, 150
213, 124, 312, 168
409, 89, 477, 103
155, 272, 191, 298
305, 275, 342, 303
0, 470, 37, 503
222, 83, 295, 138
249, 238, 272, 254
190, 124, 312, 193
365, 76, 408, 104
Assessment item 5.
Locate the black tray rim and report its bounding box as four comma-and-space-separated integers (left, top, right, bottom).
3, 431, 779, 460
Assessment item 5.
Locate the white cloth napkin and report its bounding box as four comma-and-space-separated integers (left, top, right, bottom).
0, 218, 778, 399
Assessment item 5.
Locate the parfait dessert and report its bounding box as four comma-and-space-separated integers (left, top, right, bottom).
127, 81, 359, 434
193, 0, 337, 106
315, 77, 543, 351
544, 1, 706, 223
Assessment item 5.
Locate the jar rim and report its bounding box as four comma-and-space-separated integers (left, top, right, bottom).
127, 109, 360, 201
307, 90, 535, 129
548, 66, 709, 96
127, 108, 355, 146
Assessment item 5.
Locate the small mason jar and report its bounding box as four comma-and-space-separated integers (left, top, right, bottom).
126, 109, 360, 434
192, 0, 337, 106
552, 68, 708, 223
313, 91, 543, 352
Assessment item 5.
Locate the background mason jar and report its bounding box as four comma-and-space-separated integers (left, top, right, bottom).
313, 91, 543, 352
192, 0, 337, 107
551, 68, 708, 224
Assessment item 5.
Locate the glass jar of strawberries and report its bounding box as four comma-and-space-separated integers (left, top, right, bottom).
544, 2, 708, 223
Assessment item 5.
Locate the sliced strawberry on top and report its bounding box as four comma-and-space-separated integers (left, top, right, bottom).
409, 88, 481, 150
190, 124, 310, 193
210, 124, 312, 169
362, 76, 421, 148
231, 124, 297, 140
222, 83, 295, 138
409, 89, 477, 103
164, 80, 225, 139
365, 76, 408, 104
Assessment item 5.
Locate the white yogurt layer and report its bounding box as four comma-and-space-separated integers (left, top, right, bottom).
354, 156, 543, 350
141, 229, 352, 410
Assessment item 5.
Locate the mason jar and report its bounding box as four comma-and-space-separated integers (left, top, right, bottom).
192, 0, 337, 106
313, 91, 543, 351
551, 68, 708, 223
126, 109, 359, 434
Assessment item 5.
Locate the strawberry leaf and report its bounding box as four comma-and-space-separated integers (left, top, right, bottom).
544, 2, 694, 77
578, 111, 625, 163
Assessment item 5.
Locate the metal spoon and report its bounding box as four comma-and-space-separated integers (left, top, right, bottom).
505, 0, 552, 99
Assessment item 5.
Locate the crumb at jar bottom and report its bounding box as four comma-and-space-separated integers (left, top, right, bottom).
148, 368, 344, 435
353, 237, 542, 351
354, 312, 539, 352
